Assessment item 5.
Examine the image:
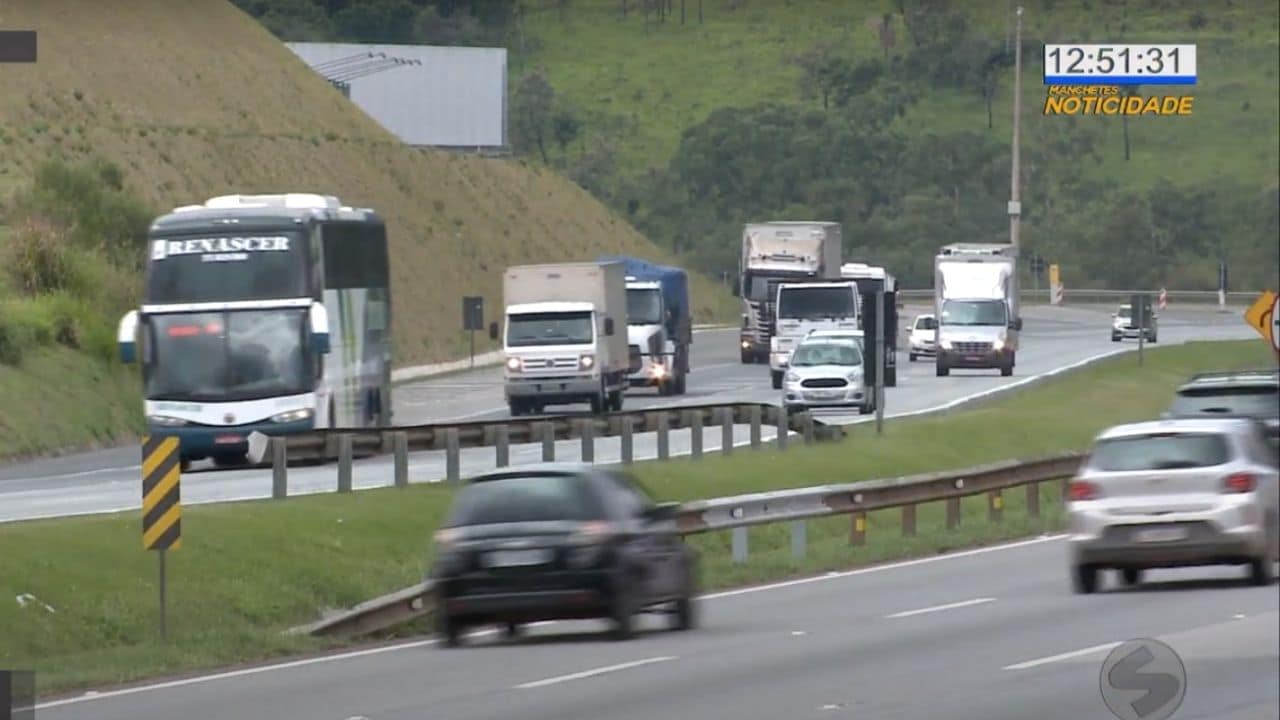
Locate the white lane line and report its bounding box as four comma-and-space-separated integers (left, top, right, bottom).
34, 534, 1065, 710
885, 597, 995, 619
1002, 641, 1122, 671
514, 656, 677, 690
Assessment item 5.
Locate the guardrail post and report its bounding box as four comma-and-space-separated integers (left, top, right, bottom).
790, 521, 806, 559
776, 410, 788, 451
946, 496, 961, 530
688, 410, 703, 459
541, 422, 555, 462
657, 413, 670, 460
802, 412, 815, 445
580, 419, 595, 463
620, 416, 634, 464
1060, 476, 1069, 502
1026, 481, 1040, 519
446, 428, 460, 485
901, 504, 916, 537
337, 434, 353, 493
494, 425, 510, 468
749, 405, 762, 449
989, 489, 1003, 523
393, 432, 408, 488
849, 511, 866, 546
271, 437, 288, 499
720, 408, 733, 456
731, 527, 748, 564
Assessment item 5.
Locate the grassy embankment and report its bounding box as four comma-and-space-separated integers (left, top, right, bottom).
0, 339, 1272, 696
522, 0, 1279, 191
0, 0, 735, 460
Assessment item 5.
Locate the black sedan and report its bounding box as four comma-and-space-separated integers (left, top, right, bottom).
429, 463, 699, 647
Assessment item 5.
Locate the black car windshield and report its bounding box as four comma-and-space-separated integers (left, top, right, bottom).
791, 341, 862, 367
446, 473, 607, 525
1088, 432, 1231, 471
941, 299, 1007, 326
506, 311, 594, 347
1170, 386, 1280, 419
777, 287, 856, 320
144, 310, 311, 402
626, 288, 663, 325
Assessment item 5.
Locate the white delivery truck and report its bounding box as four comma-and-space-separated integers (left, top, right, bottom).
933, 243, 1022, 377
768, 280, 860, 389
735, 222, 842, 364
493, 261, 629, 415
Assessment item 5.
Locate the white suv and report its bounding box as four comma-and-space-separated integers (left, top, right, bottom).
1067, 417, 1280, 593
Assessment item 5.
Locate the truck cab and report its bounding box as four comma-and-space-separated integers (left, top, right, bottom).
623, 277, 687, 395
768, 281, 860, 389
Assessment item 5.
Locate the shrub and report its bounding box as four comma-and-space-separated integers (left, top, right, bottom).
0, 300, 56, 365
3, 219, 80, 296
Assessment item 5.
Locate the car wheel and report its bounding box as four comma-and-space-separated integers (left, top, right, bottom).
1000, 362, 1013, 377
508, 400, 524, 416
1150, 333, 1158, 344
1111, 334, 1120, 342
438, 611, 463, 648
1071, 564, 1099, 594
610, 390, 624, 412
1120, 568, 1143, 586
675, 372, 687, 395
610, 588, 636, 641
740, 350, 751, 364
1248, 555, 1275, 586
935, 361, 949, 377
180, 458, 193, 473
909, 353, 917, 362
771, 370, 783, 390
859, 403, 873, 415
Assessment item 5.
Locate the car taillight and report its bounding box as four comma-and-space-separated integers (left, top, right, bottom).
1221, 473, 1257, 493
1068, 480, 1101, 501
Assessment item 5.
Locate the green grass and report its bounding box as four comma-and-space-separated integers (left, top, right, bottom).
522, 0, 1280, 190
0, 339, 1271, 697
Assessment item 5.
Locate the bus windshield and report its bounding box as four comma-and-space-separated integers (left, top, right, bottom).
144, 310, 312, 402
145, 231, 308, 304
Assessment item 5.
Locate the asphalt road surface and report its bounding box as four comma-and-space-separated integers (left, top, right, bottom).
35, 536, 1279, 720
0, 305, 1256, 523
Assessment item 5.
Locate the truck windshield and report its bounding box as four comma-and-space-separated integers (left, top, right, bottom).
144, 310, 311, 402
507, 311, 594, 347
626, 288, 663, 325
777, 287, 856, 320
941, 299, 1007, 326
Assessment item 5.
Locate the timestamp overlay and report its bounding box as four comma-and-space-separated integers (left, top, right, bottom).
1042, 44, 1198, 117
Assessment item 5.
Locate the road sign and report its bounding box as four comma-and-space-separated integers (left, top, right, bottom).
1243, 290, 1279, 356
1048, 263, 1060, 287
142, 436, 182, 551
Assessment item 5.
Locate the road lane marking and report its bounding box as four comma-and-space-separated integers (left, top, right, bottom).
514, 656, 677, 690
34, 534, 1065, 710
1002, 641, 1122, 670
885, 597, 995, 619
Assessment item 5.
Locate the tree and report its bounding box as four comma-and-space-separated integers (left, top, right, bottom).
510, 70, 557, 163
552, 108, 582, 154
793, 41, 854, 110
332, 0, 418, 43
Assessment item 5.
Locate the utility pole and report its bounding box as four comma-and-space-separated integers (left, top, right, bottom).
1008, 6, 1024, 251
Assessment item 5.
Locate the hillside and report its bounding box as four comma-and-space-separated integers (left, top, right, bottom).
0, 0, 733, 459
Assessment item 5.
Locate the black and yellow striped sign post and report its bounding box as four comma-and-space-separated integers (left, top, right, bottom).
142, 435, 182, 639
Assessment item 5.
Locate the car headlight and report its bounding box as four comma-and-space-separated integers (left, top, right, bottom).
939, 339, 953, 350
147, 415, 188, 427
649, 362, 667, 378
579, 354, 595, 370
271, 408, 314, 424
847, 370, 863, 382
784, 371, 800, 383
505, 356, 522, 372
992, 338, 1005, 351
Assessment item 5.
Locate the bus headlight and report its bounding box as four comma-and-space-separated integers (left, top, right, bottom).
271, 408, 314, 424
147, 415, 188, 427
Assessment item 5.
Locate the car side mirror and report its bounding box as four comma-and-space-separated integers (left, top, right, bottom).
642, 502, 679, 523
117, 310, 139, 364
1010, 318, 1023, 331
604, 317, 615, 336
309, 302, 331, 355
488, 321, 499, 341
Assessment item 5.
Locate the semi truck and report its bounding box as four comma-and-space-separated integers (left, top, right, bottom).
933, 243, 1022, 377
493, 261, 629, 415
735, 221, 842, 364
768, 280, 860, 389
841, 262, 899, 388
598, 255, 692, 396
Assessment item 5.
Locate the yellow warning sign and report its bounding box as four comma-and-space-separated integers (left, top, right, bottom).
1243, 290, 1279, 357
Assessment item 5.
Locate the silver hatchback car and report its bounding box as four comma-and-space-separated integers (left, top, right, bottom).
1067, 417, 1280, 593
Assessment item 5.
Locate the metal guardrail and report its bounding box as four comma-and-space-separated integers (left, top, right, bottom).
294, 451, 1084, 639
896, 288, 1255, 304
249, 402, 840, 494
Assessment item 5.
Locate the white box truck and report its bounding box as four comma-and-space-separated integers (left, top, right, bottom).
933, 243, 1022, 377
494, 261, 629, 415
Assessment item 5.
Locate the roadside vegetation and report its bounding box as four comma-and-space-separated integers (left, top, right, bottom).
0, 339, 1270, 697
240, 0, 1280, 289
0, 0, 734, 461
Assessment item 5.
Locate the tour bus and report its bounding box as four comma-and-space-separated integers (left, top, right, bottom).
117, 194, 392, 469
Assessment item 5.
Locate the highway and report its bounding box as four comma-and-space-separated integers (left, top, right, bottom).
35, 536, 1279, 720
0, 305, 1255, 523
